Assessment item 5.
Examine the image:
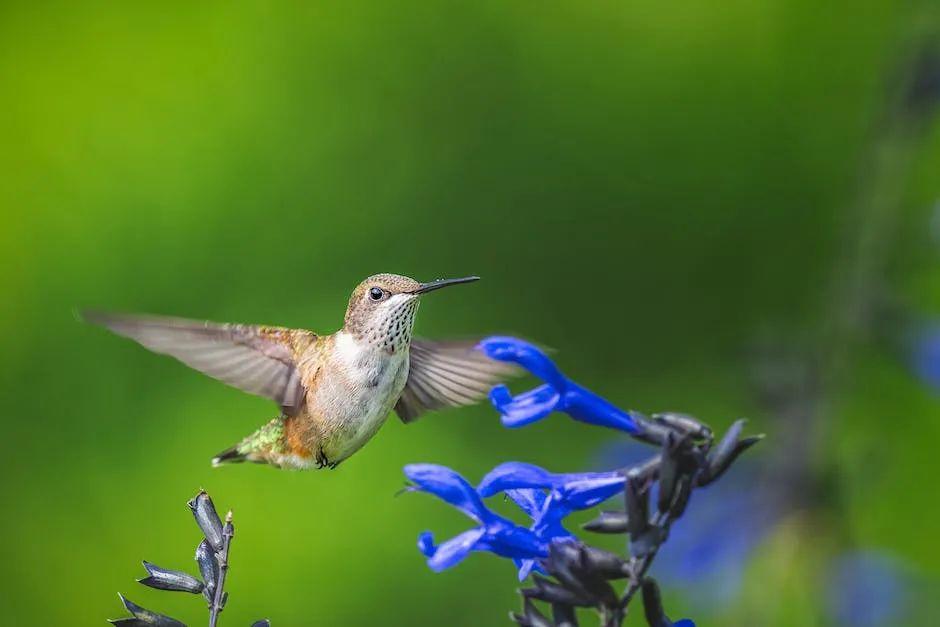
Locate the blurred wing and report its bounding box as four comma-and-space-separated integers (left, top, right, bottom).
84, 312, 315, 415
395, 338, 521, 423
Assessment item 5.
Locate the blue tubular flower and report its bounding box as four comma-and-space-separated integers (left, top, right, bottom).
505, 488, 573, 539
479, 462, 625, 510
477, 337, 639, 433
504, 488, 547, 519
404, 463, 491, 523
404, 464, 548, 572
504, 488, 575, 580
479, 462, 625, 581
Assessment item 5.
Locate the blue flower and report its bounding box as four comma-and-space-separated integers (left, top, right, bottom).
503, 488, 575, 580
479, 461, 625, 511
404, 464, 548, 571
910, 323, 940, 391
659, 464, 776, 606
827, 550, 912, 627
504, 488, 570, 539
476, 336, 640, 434
478, 462, 625, 582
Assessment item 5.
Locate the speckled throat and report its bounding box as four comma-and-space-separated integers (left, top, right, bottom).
349, 297, 420, 354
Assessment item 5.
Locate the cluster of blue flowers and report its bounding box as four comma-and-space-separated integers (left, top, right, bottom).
407, 461, 622, 579
403, 337, 759, 626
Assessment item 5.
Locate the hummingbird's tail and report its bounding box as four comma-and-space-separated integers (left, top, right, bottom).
211, 417, 287, 468
211, 445, 249, 466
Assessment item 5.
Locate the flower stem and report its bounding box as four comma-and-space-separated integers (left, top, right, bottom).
209, 511, 234, 627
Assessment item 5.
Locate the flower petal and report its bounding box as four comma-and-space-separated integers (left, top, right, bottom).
404, 464, 491, 523
556, 474, 625, 509
426, 528, 486, 571
417, 531, 436, 557
485, 522, 549, 560
530, 497, 573, 539
491, 384, 561, 427
476, 337, 567, 389
478, 462, 555, 497
481, 337, 640, 434
564, 382, 640, 433
516, 558, 539, 581
480, 462, 623, 513
505, 488, 548, 519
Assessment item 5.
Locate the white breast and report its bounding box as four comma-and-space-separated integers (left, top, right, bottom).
317, 332, 409, 461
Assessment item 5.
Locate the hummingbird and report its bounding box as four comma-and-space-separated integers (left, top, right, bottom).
85, 274, 518, 470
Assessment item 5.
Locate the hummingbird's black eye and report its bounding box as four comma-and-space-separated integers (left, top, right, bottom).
369, 287, 385, 301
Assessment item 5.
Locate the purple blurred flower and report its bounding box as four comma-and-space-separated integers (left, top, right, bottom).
477, 336, 640, 433
404, 464, 548, 571
596, 429, 779, 604
653, 484, 771, 604
828, 551, 912, 627
598, 442, 775, 606
910, 324, 940, 390
594, 438, 656, 473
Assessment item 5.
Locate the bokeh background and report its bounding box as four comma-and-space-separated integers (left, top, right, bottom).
2, 1, 939, 625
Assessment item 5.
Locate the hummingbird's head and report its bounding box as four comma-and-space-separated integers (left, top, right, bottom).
344, 273, 479, 351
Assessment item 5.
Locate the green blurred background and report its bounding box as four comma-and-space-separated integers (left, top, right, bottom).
2, 1, 939, 625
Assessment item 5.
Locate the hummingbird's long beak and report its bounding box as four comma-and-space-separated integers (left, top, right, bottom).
410, 276, 480, 294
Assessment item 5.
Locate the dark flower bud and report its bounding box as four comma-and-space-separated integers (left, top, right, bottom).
523, 574, 593, 607
552, 602, 578, 627
698, 420, 763, 486
668, 475, 693, 519
630, 411, 673, 446
137, 561, 204, 594
652, 412, 712, 440
629, 526, 667, 559
188, 491, 224, 552
223, 511, 235, 540
544, 543, 591, 598
709, 419, 743, 465
641, 578, 673, 627
109, 594, 185, 627
581, 546, 630, 579
195, 539, 219, 602
629, 454, 663, 483
571, 545, 620, 608
582, 510, 630, 534
624, 475, 650, 537
545, 543, 618, 608
510, 598, 553, 627
657, 432, 680, 513
712, 435, 762, 483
